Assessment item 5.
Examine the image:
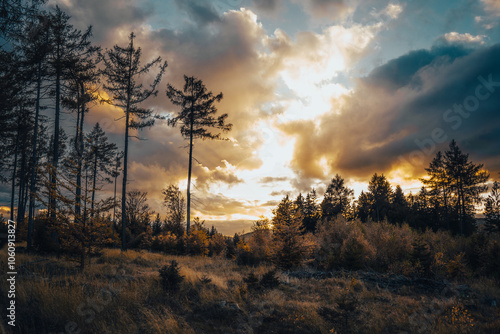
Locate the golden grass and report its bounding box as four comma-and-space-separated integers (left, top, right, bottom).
1, 246, 499, 333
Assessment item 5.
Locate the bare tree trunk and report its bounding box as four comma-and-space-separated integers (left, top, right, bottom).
28, 58, 43, 250
458, 175, 464, 235
113, 173, 117, 242
186, 122, 193, 236
10, 121, 19, 222
121, 36, 133, 252
121, 115, 129, 251
17, 122, 28, 227
91, 153, 97, 217
49, 43, 61, 220
75, 83, 82, 221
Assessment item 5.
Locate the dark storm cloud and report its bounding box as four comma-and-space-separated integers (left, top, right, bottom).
174, 0, 221, 25
283, 42, 500, 181
366, 46, 471, 91
391, 43, 500, 170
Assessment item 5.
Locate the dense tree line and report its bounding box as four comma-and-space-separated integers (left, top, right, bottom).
247, 140, 497, 271
277, 140, 493, 238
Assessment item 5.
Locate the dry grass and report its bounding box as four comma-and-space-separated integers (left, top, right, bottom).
1, 246, 499, 333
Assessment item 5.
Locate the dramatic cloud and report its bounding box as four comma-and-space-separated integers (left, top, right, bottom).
281, 43, 500, 184
261, 22, 383, 124
71, 8, 279, 218
49, 3, 434, 211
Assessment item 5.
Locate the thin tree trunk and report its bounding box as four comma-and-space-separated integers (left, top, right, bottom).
121, 115, 129, 251
75, 82, 82, 220
458, 175, 464, 235
84, 169, 88, 222
186, 82, 195, 236
17, 122, 28, 227
28, 58, 42, 250
76, 83, 86, 222
10, 118, 20, 222
121, 35, 133, 252
186, 108, 194, 236
19, 169, 30, 227
113, 173, 117, 242
49, 43, 61, 220
91, 152, 97, 217
75, 85, 80, 149
443, 186, 449, 231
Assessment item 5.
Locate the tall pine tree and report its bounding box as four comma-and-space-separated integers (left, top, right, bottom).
101, 32, 167, 251
443, 140, 489, 235
166, 76, 232, 235
321, 174, 354, 220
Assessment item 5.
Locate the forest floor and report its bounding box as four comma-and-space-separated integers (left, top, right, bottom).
1, 247, 500, 334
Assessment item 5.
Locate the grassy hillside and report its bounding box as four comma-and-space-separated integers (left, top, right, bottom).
1, 247, 499, 334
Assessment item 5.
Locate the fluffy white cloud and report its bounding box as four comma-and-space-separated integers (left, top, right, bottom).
443, 32, 486, 45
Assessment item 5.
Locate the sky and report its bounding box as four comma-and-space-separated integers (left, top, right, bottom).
3, 0, 500, 234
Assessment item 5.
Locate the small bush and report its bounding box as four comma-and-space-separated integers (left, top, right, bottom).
315, 216, 351, 269
410, 237, 432, 277
151, 232, 184, 254
243, 272, 259, 290
364, 221, 415, 270
159, 260, 184, 292
187, 227, 209, 256
244, 269, 280, 290
208, 233, 227, 256
341, 230, 373, 270
236, 240, 261, 266
247, 219, 272, 263
260, 269, 280, 289
447, 253, 467, 280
